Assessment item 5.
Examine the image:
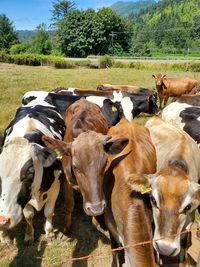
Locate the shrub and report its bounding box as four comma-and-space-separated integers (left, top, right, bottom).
10, 42, 31, 54
54, 58, 75, 69
99, 55, 114, 68
113, 61, 127, 68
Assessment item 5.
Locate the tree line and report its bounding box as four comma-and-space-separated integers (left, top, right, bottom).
0, 0, 200, 57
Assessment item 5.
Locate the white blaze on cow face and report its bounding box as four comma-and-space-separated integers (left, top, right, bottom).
120, 97, 134, 122
0, 137, 56, 230
113, 91, 123, 102
148, 172, 200, 257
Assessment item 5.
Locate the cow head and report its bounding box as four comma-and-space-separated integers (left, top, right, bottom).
146, 159, 200, 257
42, 132, 129, 216
129, 93, 160, 118
152, 73, 166, 87
0, 137, 57, 230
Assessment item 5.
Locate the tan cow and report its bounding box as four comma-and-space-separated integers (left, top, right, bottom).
144, 117, 200, 265
101, 118, 157, 267
152, 73, 198, 109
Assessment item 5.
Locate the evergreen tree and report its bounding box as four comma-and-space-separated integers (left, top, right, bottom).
51, 0, 76, 25
31, 23, 52, 55
0, 14, 18, 50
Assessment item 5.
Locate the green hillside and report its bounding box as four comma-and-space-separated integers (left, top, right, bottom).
129, 0, 200, 55
110, 0, 156, 16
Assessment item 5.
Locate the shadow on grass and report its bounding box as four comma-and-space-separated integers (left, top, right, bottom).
2, 181, 110, 267
7, 211, 47, 267
69, 192, 110, 267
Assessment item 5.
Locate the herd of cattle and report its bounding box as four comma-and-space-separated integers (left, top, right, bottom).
0, 73, 200, 267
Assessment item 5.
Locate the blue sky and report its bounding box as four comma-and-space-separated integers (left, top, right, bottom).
0, 0, 119, 30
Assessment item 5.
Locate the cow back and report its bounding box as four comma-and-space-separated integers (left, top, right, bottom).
64, 98, 108, 142
104, 118, 156, 266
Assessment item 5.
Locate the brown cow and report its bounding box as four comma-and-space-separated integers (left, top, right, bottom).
152, 73, 198, 109
144, 117, 200, 266
42, 98, 127, 233
100, 118, 157, 267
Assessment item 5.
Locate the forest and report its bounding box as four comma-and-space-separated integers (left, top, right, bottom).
0, 0, 200, 57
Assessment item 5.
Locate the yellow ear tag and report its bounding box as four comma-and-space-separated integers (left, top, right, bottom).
112, 105, 117, 112
139, 184, 152, 194
54, 148, 63, 160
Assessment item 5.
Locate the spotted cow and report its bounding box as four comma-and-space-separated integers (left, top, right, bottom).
162, 101, 200, 145
53, 87, 160, 121
0, 95, 65, 244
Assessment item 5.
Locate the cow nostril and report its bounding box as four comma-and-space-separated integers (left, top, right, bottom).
85, 201, 106, 216
0, 216, 11, 227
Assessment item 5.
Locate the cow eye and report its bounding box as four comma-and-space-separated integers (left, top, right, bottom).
182, 204, 192, 213
150, 195, 158, 208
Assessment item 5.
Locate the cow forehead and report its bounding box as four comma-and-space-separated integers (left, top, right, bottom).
0, 138, 33, 178
72, 132, 106, 159
152, 173, 190, 204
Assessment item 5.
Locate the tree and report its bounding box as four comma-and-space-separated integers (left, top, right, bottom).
56, 8, 132, 57
51, 0, 76, 25
31, 23, 52, 54
0, 14, 18, 50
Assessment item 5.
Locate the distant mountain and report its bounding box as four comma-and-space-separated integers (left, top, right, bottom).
17, 30, 55, 42
17, 30, 36, 42
110, 0, 156, 16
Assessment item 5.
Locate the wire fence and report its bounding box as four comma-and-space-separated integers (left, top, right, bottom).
43, 225, 200, 267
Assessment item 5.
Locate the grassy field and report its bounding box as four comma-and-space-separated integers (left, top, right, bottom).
0, 63, 200, 267
1, 63, 200, 130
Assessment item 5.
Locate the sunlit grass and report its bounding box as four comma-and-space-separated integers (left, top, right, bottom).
1, 63, 199, 130
0, 63, 199, 266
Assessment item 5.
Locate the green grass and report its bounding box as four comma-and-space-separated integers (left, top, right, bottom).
0, 63, 200, 266
1, 62, 200, 130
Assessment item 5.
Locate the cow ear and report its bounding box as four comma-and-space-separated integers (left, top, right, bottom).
104, 137, 129, 155
42, 135, 72, 157
152, 74, 155, 78
126, 174, 153, 195
33, 144, 57, 167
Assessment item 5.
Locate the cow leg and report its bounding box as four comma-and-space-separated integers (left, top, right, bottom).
44, 179, 60, 241
63, 178, 74, 234
159, 96, 163, 109
163, 96, 169, 107
109, 232, 124, 267
23, 204, 35, 244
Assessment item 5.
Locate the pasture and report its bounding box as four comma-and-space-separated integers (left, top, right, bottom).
0, 63, 199, 267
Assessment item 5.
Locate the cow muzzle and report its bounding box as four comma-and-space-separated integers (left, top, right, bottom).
0, 216, 11, 229
84, 200, 106, 216
154, 239, 180, 257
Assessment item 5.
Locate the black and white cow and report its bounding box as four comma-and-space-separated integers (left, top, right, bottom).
22, 90, 123, 128
162, 101, 200, 144
22, 88, 159, 127
0, 95, 66, 244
